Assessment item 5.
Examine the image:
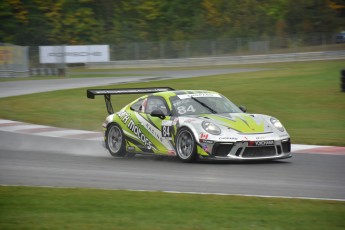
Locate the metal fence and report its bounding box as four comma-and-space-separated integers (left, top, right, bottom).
28, 33, 345, 68
107, 33, 342, 61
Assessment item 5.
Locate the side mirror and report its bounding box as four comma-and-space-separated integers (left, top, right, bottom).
150, 109, 166, 119
239, 105, 247, 113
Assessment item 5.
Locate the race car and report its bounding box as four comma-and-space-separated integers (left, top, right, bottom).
87, 87, 291, 162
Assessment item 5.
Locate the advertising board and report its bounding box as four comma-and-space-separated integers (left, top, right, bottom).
39, 45, 109, 63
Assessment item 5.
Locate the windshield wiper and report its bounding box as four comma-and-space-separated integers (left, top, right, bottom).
191, 96, 217, 114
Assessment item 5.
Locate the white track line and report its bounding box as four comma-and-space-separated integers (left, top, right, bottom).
1, 184, 344, 202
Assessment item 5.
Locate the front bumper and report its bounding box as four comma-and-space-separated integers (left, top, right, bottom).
200, 138, 291, 160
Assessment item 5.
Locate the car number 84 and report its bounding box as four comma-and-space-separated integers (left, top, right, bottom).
162, 125, 171, 137
177, 105, 195, 115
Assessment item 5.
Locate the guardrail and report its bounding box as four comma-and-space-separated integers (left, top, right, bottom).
86, 50, 345, 69
30, 68, 66, 76
0, 70, 29, 78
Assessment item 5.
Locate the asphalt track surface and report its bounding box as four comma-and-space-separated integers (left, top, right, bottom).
0, 68, 344, 201
0, 68, 265, 97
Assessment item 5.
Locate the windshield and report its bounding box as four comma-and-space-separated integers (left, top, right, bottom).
170, 93, 242, 116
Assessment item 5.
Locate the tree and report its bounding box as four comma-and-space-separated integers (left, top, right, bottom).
285, 0, 341, 35
0, 0, 52, 45
43, 0, 104, 44
1, 0, 344, 46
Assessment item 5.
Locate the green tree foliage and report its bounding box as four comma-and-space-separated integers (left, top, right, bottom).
0, 0, 343, 45
111, 0, 162, 42
1, 0, 51, 44
284, 0, 340, 35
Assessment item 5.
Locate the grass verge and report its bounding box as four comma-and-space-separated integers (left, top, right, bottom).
0, 186, 344, 230
0, 60, 344, 145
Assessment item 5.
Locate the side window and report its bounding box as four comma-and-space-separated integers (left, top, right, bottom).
145, 97, 168, 115
130, 98, 144, 112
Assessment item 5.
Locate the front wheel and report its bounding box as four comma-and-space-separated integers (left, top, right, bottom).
175, 127, 198, 162
105, 123, 126, 157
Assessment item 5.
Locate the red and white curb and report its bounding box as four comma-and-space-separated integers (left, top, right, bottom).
0, 119, 344, 155
0, 119, 103, 141
292, 144, 345, 156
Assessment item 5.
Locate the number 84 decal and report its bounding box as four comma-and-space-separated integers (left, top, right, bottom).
177, 105, 195, 114
161, 120, 173, 138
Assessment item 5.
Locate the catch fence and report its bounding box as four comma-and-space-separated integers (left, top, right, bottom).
23, 33, 345, 69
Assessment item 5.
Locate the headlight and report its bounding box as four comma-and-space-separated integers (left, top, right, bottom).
202, 121, 221, 135
270, 118, 285, 132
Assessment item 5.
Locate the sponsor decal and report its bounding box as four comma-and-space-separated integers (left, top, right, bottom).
162, 120, 173, 126
117, 111, 153, 149
200, 133, 209, 139
248, 140, 275, 146
39, 45, 109, 63
199, 139, 214, 144
48, 52, 101, 57
127, 146, 135, 152
201, 143, 209, 152
173, 99, 190, 107
145, 122, 163, 141
219, 137, 238, 141
118, 111, 130, 124
177, 93, 221, 99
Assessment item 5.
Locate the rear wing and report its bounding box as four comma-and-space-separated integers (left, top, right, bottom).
87, 87, 174, 114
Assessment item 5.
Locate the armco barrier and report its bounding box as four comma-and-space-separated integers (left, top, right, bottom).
86, 51, 345, 69
30, 68, 66, 76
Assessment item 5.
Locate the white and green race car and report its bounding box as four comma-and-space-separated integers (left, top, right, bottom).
87, 87, 291, 162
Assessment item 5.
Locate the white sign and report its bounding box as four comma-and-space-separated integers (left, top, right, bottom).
39, 45, 109, 63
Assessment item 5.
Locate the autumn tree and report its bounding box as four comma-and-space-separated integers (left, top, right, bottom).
0, 0, 343, 46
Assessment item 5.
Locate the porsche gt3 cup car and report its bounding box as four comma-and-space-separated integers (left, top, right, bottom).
87, 87, 291, 162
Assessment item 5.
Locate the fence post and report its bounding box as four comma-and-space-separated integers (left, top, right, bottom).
134, 43, 139, 60
185, 41, 190, 58
211, 40, 216, 56
160, 41, 165, 59
237, 38, 242, 55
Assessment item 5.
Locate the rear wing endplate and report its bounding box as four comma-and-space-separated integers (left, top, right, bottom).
87, 87, 174, 115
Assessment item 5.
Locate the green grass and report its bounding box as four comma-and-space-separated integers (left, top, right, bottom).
0, 186, 344, 230
0, 60, 344, 145
1, 61, 344, 229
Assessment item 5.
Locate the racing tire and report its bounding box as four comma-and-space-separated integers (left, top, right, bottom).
105, 123, 126, 157
175, 127, 198, 163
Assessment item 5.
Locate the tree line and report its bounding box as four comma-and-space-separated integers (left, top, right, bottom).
1, 0, 344, 46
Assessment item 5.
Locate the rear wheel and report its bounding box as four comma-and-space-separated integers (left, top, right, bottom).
175, 127, 197, 162
105, 123, 126, 157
